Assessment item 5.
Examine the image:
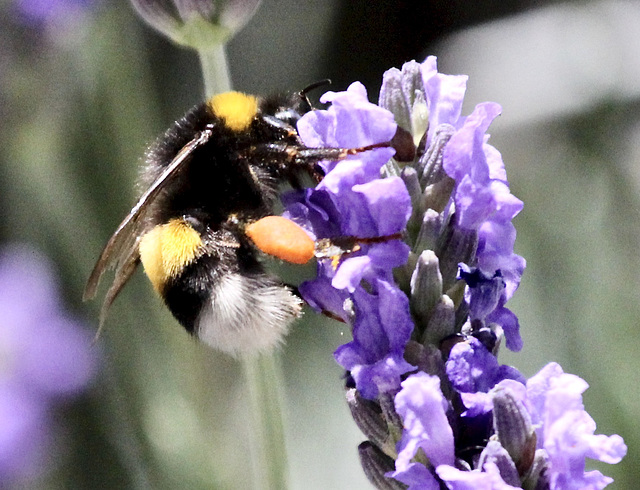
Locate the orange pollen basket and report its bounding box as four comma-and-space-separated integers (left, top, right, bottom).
245, 216, 315, 265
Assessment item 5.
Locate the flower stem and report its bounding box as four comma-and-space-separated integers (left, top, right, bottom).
198, 43, 232, 97
196, 43, 289, 489
241, 354, 289, 490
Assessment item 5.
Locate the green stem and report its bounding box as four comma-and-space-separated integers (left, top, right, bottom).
241, 354, 289, 490
196, 43, 289, 489
198, 43, 232, 97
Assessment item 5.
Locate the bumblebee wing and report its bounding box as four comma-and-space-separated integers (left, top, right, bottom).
83, 128, 214, 316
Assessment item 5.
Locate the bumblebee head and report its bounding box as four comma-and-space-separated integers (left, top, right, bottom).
257, 93, 308, 129
259, 79, 332, 129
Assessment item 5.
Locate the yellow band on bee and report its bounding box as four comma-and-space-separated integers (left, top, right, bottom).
139, 219, 203, 293
208, 91, 259, 132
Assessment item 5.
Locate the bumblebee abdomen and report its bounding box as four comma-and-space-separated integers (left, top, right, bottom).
193, 272, 302, 356
139, 216, 302, 356
162, 251, 225, 335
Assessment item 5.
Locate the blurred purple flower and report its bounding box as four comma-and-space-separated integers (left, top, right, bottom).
13, 0, 100, 27
129, 0, 262, 48
0, 244, 96, 481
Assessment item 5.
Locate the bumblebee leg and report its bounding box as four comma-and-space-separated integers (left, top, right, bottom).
285, 283, 346, 324
249, 142, 394, 183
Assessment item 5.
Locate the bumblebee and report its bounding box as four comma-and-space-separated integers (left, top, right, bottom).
84, 88, 405, 356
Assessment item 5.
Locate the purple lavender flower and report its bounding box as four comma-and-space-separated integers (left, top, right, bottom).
287, 82, 415, 399
437, 462, 521, 490
389, 372, 454, 488
520, 364, 626, 489
444, 101, 526, 351
333, 278, 414, 399
288, 56, 626, 489
446, 337, 525, 399
420, 68, 526, 351
0, 244, 96, 481
387, 357, 626, 489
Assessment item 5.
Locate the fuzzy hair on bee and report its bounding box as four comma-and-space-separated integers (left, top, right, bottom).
84, 87, 409, 356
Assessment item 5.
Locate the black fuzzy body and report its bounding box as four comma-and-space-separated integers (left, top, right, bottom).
138, 93, 317, 348
85, 90, 362, 355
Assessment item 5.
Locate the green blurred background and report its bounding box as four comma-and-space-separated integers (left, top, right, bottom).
1, 0, 638, 488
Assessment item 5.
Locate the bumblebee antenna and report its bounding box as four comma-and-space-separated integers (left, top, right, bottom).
299, 79, 332, 108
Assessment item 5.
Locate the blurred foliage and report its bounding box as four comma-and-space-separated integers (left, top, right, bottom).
0, 0, 638, 488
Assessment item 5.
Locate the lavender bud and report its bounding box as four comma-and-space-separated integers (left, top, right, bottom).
417, 124, 455, 189
410, 250, 442, 330
346, 388, 393, 457
478, 440, 521, 487
379, 68, 411, 134
422, 294, 456, 346
492, 385, 536, 475
358, 442, 407, 490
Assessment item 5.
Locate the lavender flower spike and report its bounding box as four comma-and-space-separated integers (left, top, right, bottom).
283, 57, 626, 488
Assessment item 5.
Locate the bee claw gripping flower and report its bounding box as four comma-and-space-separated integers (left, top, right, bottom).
286, 57, 626, 489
